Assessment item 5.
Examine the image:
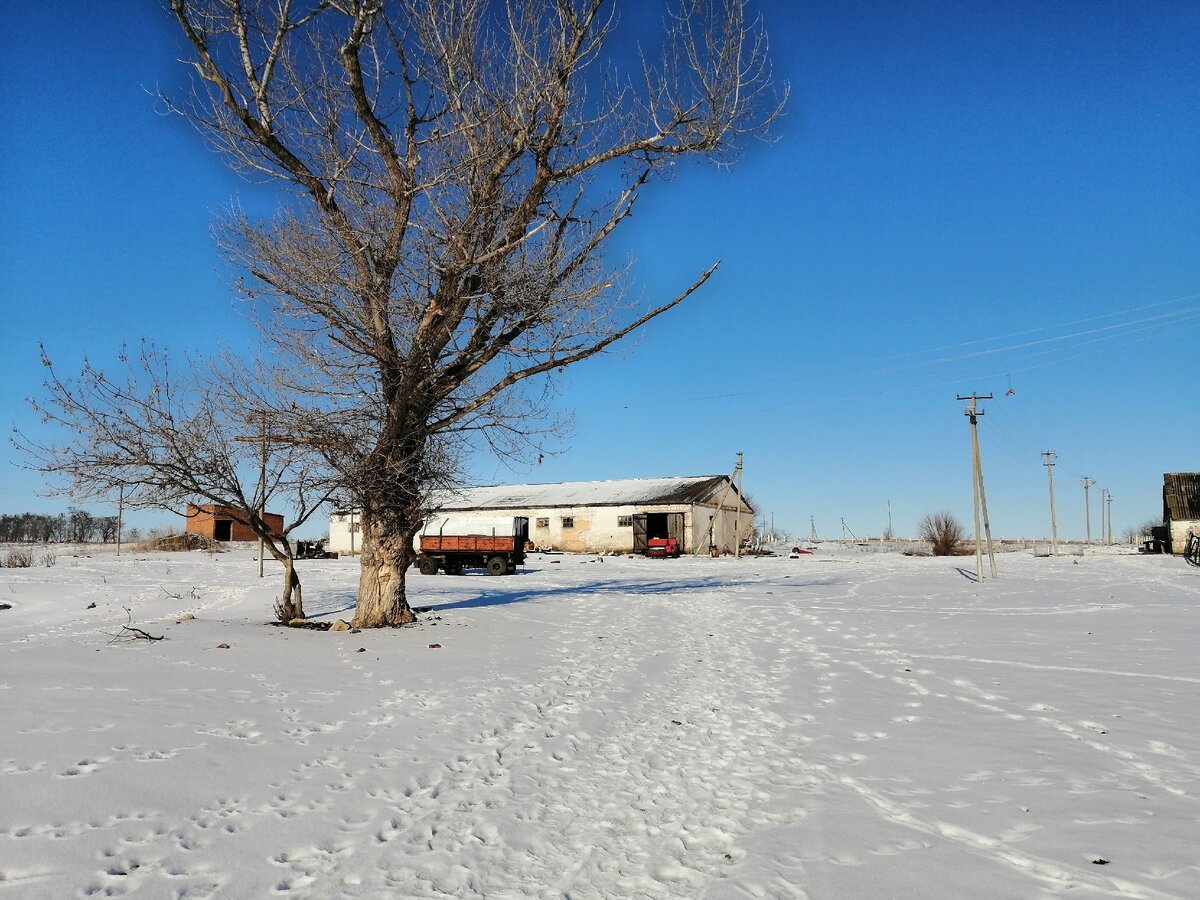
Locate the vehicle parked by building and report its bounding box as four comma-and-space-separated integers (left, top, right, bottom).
643, 536, 681, 558
415, 515, 529, 575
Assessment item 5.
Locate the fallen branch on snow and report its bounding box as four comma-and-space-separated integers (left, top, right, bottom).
108, 606, 164, 643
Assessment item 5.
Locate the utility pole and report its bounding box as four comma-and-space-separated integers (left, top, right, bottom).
257, 411, 267, 577
232, 411, 270, 577
886, 498, 893, 542
734, 451, 744, 559
116, 485, 124, 557
1081, 476, 1095, 543
958, 393, 997, 580
1042, 451, 1059, 556
1099, 489, 1108, 545
1103, 490, 1114, 545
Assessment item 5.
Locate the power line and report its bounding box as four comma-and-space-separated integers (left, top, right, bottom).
584, 292, 1200, 414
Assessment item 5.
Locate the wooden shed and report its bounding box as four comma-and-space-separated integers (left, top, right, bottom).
186, 504, 284, 543
329, 475, 754, 556
1162, 473, 1200, 555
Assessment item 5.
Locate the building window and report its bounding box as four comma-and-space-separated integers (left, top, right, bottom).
561, 516, 574, 529
536, 517, 549, 528
617, 515, 632, 527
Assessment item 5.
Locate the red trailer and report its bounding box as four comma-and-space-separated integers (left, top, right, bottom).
415, 515, 529, 575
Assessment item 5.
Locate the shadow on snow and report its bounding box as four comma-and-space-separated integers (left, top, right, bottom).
302, 574, 840, 617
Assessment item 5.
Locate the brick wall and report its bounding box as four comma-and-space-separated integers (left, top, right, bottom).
185, 505, 284, 542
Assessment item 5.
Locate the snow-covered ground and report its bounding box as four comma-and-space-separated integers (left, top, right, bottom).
1, 545, 1197, 899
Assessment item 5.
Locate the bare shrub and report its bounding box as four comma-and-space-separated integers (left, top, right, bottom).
4, 549, 34, 568
917, 512, 966, 556
40, 550, 56, 567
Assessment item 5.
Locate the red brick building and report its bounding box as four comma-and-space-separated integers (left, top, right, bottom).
185, 504, 284, 542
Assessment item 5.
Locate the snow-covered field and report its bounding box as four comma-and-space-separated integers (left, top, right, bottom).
1, 545, 1197, 899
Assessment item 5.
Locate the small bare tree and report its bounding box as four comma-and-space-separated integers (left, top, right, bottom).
153, 0, 783, 627
19, 343, 336, 621
1123, 517, 1163, 545
917, 511, 965, 556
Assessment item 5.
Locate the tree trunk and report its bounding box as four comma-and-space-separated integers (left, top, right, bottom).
278, 557, 304, 621
352, 525, 416, 627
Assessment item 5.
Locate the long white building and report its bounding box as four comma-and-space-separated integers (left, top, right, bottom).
329, 475, 754, 556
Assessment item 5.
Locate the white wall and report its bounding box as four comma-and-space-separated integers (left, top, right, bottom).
691, 502, 754, 554
454, 498, 751, 554
328, 494, 754, 555
328, 512, 362, 556
485, 503, 663, 553
1169, 519, 1199, 555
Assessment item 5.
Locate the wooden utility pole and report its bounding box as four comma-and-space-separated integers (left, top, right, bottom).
1099, 488, 1108, 545
959, 394, 997, 580
734, 451, 744, 559
1081, 475, 1095, 543
232, 411, 271, 577
116, 485, 124, 557
257, 412, 267, 577
1104, 489, 1113, 547
886, 498, 893, 541
1042, 451, 1059, 556
1102, 490, 1113, 545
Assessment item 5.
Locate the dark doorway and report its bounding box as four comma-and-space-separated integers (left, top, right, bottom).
632, 512, 685, 552
214, 519, 232, 541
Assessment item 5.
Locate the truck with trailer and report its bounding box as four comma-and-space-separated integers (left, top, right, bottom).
414, 515, 529, 576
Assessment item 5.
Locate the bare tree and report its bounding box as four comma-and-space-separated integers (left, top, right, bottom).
96, 516, 120, 543
917, 511, 965, 556
148, 0, 785, 627
20, 343, 336, 621
1123, 517, 1163, 545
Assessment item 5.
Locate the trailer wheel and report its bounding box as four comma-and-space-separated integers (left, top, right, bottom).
444, 560, 464, 576
487, 556, 507, 576
417, 556, 438, 576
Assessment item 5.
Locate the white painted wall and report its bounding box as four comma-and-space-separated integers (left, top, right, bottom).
1169, 519, 1199, 555
328, 512, 362, 556
327, 497, 753, 555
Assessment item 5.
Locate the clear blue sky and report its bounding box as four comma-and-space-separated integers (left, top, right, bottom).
2, 1, 1197, 540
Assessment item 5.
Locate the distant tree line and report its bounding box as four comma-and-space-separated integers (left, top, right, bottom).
0, 509, 129, 544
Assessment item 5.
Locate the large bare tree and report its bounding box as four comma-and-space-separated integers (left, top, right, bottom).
160, 0, 782, 627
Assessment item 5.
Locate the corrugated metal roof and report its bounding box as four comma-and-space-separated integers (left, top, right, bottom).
431, 475, 752, 512
1163, 472, 1200, 520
